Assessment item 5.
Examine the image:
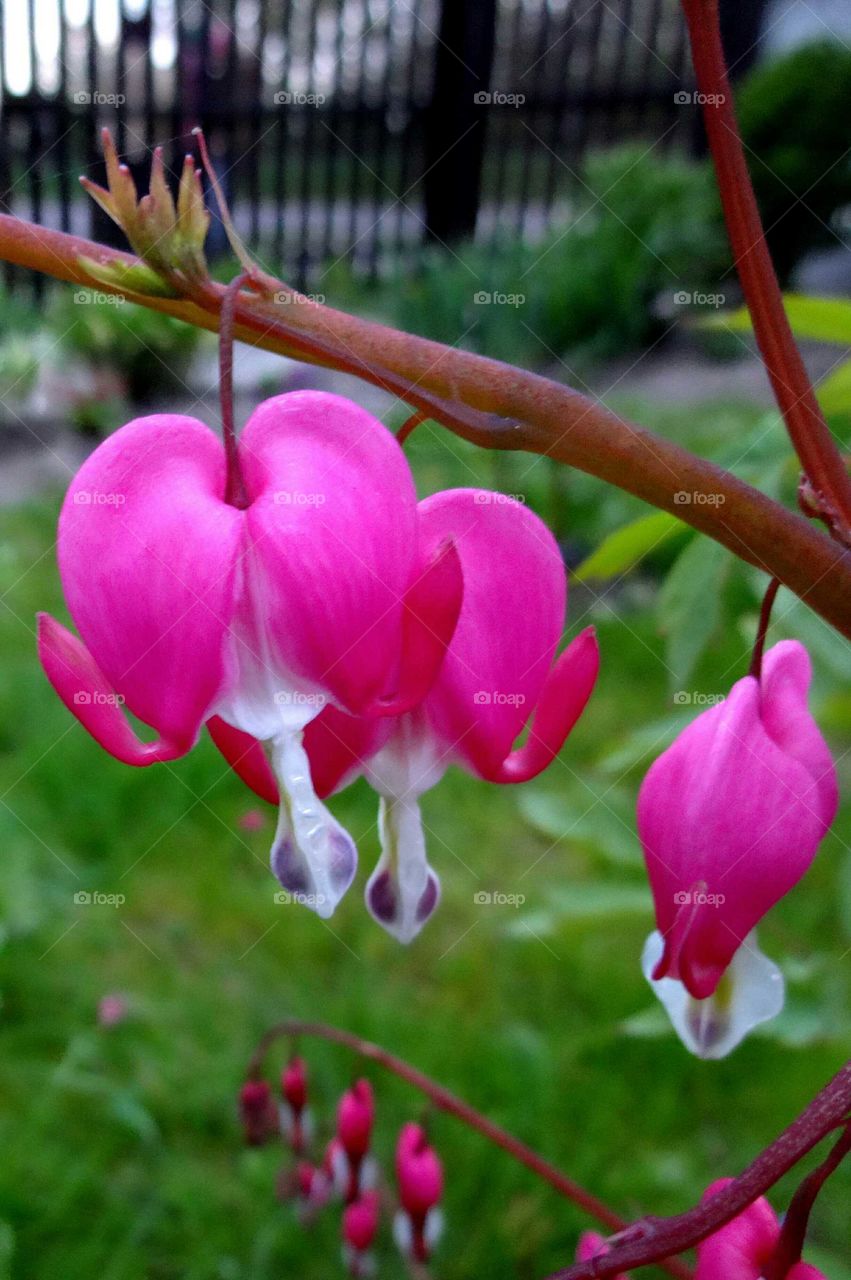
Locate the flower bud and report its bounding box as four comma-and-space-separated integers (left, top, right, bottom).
393, 1123, 443, 1263
696, 1179, 826, 1279
239, 1079, 276, 1146
337, 1080, 375, 1163
343, 1189, 380, 1273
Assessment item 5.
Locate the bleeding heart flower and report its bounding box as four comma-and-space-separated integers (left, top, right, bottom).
638, 640, 837, 1057
695, 1179, 826, 1279
335, 1080, 377, 1202
394, 1122, 443, 1264
38, 392, 462, 921
280, 1056, 312, 1153
239, 1078, 276, 1146
342, 1190, 380, 1277
215, 490, 599, 942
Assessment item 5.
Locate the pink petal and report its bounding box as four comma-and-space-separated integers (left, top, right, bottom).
237, 391, 422, 713
638, 642, 836, 998
38, 614, 186, 763
206, 716, 279, 805
56, 414, 243, 752
696, 1180, 779, 1280
413, 489, 573, 778
493, 627, 599, 782
302, 705, 393, 799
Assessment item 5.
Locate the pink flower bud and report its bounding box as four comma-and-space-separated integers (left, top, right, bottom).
696, 1179, 826, 1280
337, 1080, 375, 1162
638, 641, 837, 1056
282, 1057, 308, 1112
239, 1079, 275, 1146
394, 1123, 443, 1262
343, 1190, 380, 1252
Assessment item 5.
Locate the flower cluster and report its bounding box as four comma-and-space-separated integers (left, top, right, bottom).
39, 390, 598, 943
240, 1055, 444, 1276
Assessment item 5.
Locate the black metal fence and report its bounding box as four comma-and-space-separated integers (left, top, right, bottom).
0, 0, 762, 290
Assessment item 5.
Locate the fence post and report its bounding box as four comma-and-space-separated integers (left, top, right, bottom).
423, 0, 497, 245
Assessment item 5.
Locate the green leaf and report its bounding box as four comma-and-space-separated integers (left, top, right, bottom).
573, 511, 685, 582
658, 536, 730, 693
519, 783, 643, 867
706, 293, 851, 344
816, 357, 851, 415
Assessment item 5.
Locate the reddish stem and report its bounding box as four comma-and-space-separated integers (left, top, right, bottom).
544, 1059, 851, 1279
681, 0, 851, 542
397, 410, 428, 445
764, 1122, 851, 1280
749, 576, 780, 679
247, 1020, 694, 1280
219, 272, 251, 508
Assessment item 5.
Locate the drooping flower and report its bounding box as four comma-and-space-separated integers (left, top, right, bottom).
38, 391, 462, 920
335, 1080, 377, 1202
638, 640, 837, 1057
393, 1122, 443, 1265
342, 1190, 380, 1277
695, 1179, 826, 1279
280, 1056, 312, 1154
576, 1231, 630, 1278
214, 490, 599, 942
239, 1078, 276, 1146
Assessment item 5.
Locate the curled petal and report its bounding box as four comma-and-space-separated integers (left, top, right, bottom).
490, 627, 600, 782
206, 716, 279, 805
38, 615, 185, 764
643, 931, 784, 1059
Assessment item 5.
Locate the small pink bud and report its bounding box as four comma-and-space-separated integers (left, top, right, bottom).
343, 1190, 380, 1252
577, 1231, 630, 1278
394, 1123, 443, 1262
282, 1056, 308, 1112
239, 1079, 275, 1146
337, 1079, 374, 1162
695, 1179, 827, 1280
97, 993, 128, 1027
239, 808, 266, 831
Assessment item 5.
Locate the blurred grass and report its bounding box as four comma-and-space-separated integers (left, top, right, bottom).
0, 405, 849, 1280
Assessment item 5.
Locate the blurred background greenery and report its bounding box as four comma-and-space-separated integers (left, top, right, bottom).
1, 33, 851, 1280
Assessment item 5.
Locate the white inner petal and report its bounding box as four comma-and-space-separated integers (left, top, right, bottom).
642, 930, 785, 1059
365, 795, 440, 943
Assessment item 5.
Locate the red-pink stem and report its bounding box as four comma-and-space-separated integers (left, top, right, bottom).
681, 0, 851, 542
247, 1020, 695, 1280
764, 1121, 851, 1280
544, 1059, 851, 1279
749, 576, 780, 679
219, 272, 251, 508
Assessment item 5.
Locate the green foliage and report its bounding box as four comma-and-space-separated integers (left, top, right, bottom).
737, 41, 851, 283
46, 291, 202, 403
385, 145, 727, 368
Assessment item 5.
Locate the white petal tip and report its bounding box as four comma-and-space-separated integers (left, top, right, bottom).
642, 930, 785, 1059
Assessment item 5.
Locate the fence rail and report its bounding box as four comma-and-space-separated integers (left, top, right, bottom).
0, 0, 760, 292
